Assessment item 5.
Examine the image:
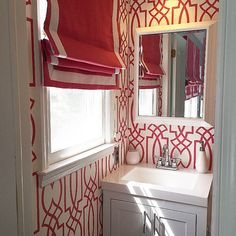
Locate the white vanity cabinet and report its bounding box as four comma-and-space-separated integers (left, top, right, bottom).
110, 199, 196, 236
101, 165, 212, 236
111, 200, 150, 236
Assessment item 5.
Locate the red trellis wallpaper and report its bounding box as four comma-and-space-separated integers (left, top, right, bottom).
25, 0, 218, 235
128, 0, 217, 169
26, 0, 129, 235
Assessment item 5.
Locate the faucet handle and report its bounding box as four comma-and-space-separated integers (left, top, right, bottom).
154, 155, 162, 167
171, 157, 181, 168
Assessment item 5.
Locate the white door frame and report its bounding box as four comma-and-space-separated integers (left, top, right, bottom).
0, 0, 33, 235
212, 0, 236, 235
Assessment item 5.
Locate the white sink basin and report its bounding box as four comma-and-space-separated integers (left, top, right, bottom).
122, 167, 198, 190
101, 164, 213, 207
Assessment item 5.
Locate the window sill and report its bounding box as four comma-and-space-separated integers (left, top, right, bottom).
38, 143, 117, 187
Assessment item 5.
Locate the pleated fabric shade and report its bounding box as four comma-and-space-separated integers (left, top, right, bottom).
139, 34, 165, 89
185, 37, 204, 100
41, 0, 124, 89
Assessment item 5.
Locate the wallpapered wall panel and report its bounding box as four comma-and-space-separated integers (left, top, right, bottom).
26, 0, 129, 235
32, 155, 118, 235
25, 0, 218, 235
128, 0, 218, 169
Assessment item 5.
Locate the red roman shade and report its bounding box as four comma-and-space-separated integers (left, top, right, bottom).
41, 0, 124, 89
139, 34, 165, 89
185, 37, 204, 100
142, 34, 165, 78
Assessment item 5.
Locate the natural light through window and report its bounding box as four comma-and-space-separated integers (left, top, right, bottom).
39, 0, 112, 166
48, 88, 105, 161
127, 182, 174, 236
139, 89, 157, 116
184, 96, 203, 118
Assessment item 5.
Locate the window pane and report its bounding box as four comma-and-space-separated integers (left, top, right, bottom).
184, 96, 201, 118
139, 89, 156, 116
49, 88, 104, 153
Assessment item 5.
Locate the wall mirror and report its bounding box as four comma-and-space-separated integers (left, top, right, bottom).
134, 22, 217, 126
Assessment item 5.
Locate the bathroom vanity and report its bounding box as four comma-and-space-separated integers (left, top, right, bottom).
101, 165, 212, 236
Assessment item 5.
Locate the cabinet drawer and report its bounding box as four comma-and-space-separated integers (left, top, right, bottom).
110, 199, 196, 236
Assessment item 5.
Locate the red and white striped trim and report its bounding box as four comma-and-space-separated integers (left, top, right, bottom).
43, 63, 119, 90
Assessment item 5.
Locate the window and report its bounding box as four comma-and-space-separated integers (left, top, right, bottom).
138, 89, 157, 116
184, 96, 203, 118
38, 0, 116, 186
44, 87, 112, 165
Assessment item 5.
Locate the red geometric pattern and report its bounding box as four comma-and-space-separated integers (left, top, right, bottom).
117, 0, 129, 66
113, 0, 130, 166
148, 0, 170, 26
199, 0, 219, 21
129, 0, 147, 44
194, 126, 214, 170
83, 164, 99, 236
26, 17, 36, 87
26, 0, 36, 87
171, 0, 198, 24
114, 72, 129, 166
64, 171, 83, 235
30, 98, 37, 162
41, 180, 64, 235
128, 101, 146, 162
128, 0, 218, 171
26, 0, 218, 235
33, 156, 115, 235
32, 172, 40, 234
27, 0, 129, 234
132, 124, 214, 170
30, 99, 35, 142
169, 126, 194, 168
146, 124, 169, 164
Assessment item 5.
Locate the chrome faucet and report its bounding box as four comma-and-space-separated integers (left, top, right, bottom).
155, 144, 179, 171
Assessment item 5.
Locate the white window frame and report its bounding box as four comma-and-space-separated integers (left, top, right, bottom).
39, 87, 116, 186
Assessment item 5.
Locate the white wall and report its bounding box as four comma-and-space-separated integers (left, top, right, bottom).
0, 0, 32, 235
0, 0, 18, 234
213, 0, 236, 235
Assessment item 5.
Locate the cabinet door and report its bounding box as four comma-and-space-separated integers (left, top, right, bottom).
153, 207, 196, 236
111, 200, 152, 236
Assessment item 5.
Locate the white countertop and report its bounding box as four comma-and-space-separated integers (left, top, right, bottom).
101, 164, 213, 207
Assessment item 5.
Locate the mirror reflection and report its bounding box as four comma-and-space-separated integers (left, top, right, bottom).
138, 30, 207, 118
